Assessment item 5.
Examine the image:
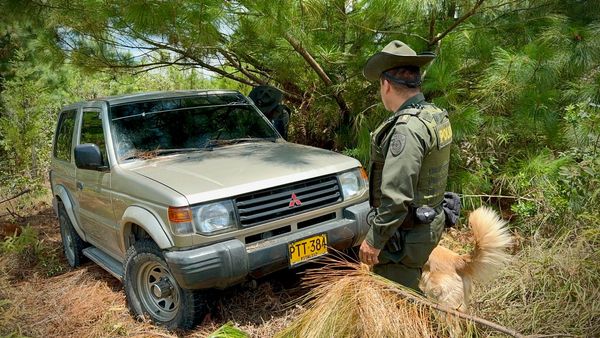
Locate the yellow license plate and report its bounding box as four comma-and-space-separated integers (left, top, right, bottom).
288, 233, 328, 266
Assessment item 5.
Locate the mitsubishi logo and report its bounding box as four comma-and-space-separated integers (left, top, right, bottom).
288, 193, 302, 208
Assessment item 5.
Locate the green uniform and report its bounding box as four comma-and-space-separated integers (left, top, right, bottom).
266, 104, 290, 140
366, 93, 452, 291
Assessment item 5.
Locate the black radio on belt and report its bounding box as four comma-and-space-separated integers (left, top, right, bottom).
415, 205, 436, 224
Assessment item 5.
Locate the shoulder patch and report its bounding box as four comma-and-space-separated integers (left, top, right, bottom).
390, 133, 406, 156
396, 114, 411, 124
435, 120, 452, 149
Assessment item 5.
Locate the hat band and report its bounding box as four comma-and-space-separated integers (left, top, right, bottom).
382, 72, 421, 88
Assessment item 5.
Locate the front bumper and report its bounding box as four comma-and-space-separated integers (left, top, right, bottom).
164, 201, 370, 290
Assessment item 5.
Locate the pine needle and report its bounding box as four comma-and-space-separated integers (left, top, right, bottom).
276, 253, 546, 338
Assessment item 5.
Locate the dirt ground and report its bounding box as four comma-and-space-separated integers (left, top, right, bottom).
0, 199, 504, 338
0, 204, 310, 338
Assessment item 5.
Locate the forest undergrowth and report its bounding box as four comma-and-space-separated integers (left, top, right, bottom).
0, 192, 597, 337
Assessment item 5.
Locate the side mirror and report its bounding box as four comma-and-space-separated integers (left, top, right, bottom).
74, 144, 107, 171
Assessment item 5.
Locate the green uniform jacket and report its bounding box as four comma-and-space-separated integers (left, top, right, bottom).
366, 93, 452, 250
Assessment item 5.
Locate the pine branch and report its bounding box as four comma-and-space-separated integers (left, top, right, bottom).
428, 10, 436, 43
131, 34, 256, 86
234, 51, 273, 74
283, 32, 351, 124
220, 50, 266, 85
349, 22, 429, 42
429, 0, 486, 46
283, 33, 333, 86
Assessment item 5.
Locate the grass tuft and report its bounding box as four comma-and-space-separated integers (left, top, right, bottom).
474, 226, 600, 336
276, 255, 459, 338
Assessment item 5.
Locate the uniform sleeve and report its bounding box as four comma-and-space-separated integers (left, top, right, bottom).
365, 119, 430, 249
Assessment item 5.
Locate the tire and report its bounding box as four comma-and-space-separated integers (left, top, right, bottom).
58, 202, 87, 267
123, 240, 206, 330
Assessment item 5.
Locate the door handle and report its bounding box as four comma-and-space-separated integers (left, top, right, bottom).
76, 181, 84, 191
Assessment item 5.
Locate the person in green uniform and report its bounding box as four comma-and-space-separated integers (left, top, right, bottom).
248, 85, 291, 140
359, 40, 453, 292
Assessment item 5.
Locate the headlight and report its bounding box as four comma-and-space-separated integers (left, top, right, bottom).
338, 168, 368, 200
192, 200, 237, 234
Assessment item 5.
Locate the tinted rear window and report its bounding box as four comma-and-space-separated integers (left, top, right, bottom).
54, 110, 77, 161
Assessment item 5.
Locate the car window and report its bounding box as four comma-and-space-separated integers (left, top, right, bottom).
80, 110, 108, 166
54, 110, 77, 162
110, 98, 279, 161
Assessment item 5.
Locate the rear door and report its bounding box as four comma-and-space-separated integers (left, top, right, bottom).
75, 108, 120, 255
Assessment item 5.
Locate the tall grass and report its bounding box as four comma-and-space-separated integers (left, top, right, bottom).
276, 259, 436, 338
473, 226, 600, 336
274, 255, 497, 338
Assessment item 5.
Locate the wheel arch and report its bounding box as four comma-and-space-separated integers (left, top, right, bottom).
120, 206, 174, 251
54, 185, 87, 242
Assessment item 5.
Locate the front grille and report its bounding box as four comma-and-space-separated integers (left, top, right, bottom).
235, 175, 341, 227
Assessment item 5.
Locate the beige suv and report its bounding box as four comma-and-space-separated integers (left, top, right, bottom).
50, 90, 369, 329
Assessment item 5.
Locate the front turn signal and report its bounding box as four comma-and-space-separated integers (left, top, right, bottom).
168, 206, 192, 223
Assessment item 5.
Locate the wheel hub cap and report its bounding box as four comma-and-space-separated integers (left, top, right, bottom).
151, 278, 173, 298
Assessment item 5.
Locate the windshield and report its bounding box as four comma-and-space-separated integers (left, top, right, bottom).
109, 94, 280, 161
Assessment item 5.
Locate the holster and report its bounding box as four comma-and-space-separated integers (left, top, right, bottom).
386, 230, 403, 253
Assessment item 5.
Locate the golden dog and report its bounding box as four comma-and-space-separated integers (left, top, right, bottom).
419, 206, 513, 311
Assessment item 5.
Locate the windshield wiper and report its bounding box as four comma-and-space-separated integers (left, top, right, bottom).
203, 137, 277, 149
120, 148, 204, 161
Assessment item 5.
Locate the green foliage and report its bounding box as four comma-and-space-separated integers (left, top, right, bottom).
0, 226, 40, 255
342, 105, 388, 166
0, 36, 242, 194
0, 52, 58, 193
0, 1, 596, 223
1, 226, 65, 277
207, 322, 249, 338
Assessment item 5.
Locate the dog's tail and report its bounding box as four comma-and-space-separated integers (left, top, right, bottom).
463, 206, 513, 282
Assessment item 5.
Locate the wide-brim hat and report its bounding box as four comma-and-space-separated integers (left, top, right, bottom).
363, 40, 436, 81
248, 85, 283, 113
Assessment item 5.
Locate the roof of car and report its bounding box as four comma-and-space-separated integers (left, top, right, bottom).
100, 90, 242, 105
61, 90, 244, 110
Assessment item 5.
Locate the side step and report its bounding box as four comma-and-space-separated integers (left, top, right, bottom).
83, 247, 124, 281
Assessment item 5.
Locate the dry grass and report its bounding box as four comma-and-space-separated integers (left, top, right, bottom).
2, 198, 597, 337
0, 259, 303, 337
0, 203, 305, 338
1, 265, 171, 338
276, 254, 464, 338
473, 226, 600, 337
193, 274, 305, 337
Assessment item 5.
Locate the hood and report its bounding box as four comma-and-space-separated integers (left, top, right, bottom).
125, 142, 360, 205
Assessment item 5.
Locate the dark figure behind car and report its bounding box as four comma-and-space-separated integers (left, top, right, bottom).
248, 85, 290, 140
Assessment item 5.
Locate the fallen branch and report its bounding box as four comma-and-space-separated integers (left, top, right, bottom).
429, 0, 486, 47
286, 255, 569, 338
5, 208, 25, 221
378, 276, 520, 337
459, 193, 537, 202
0, 189, 32, 205
375, 267, 571, 338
